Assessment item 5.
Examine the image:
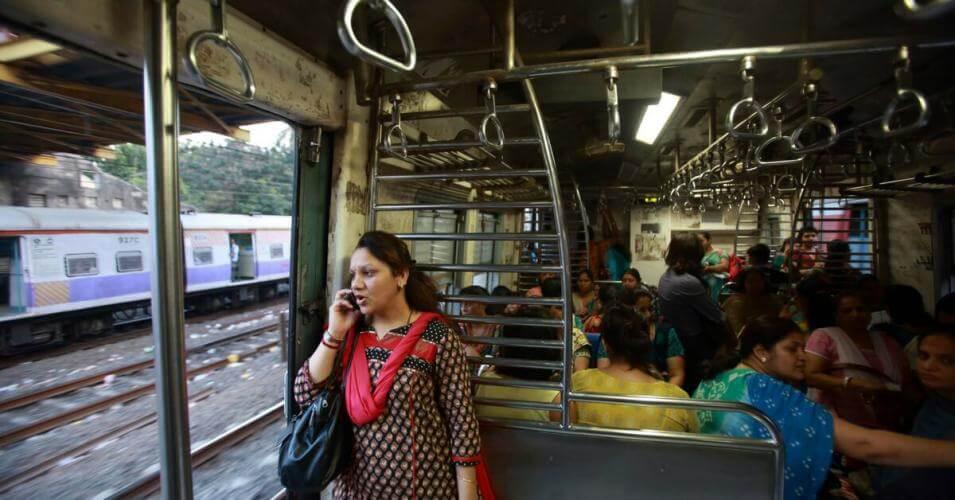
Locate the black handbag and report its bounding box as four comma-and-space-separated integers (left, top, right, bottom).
278, 334, 356, 492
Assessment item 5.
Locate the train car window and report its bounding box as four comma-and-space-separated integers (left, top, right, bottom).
269, 243, 284, 259
115, 251, 144, 273
79, 171, 98, 189
412, 209, 461, 294
64, 254, 99, 277
192, 247, 214, 266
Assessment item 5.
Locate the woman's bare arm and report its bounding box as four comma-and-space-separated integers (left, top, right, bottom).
833, 415, 955, 466
667, 356, 686, 388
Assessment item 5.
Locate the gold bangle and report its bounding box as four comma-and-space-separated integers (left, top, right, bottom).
458, 477, 476, 485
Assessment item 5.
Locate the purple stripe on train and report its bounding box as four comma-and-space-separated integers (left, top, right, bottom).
257, 259, 290, 276
69, 272, 152, 302
186, 264, 232, 285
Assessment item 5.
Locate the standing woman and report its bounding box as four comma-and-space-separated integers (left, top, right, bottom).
698, 232, 730, 303
658, 233, 729, 392
293, 231, 488, 499
572, 269, 600, 321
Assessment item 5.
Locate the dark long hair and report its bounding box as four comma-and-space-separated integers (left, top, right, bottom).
705, 315, 801, 379
600, 306, 654, 373
356, 231, 440, 313
665, 232, 704, 275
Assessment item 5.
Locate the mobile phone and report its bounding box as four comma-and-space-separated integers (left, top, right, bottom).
346, 292, 360, 310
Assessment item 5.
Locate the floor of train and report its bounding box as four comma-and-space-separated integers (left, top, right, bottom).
0, 301, 289, 499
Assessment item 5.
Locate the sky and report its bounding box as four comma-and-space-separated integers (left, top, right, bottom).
181, 120, 292, 149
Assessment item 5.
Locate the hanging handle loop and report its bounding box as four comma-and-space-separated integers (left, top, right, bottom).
895, 0, 955, 19
338, 0, 417, 72
605, 66, 621, 144
726, 56, 770, 141
186, 0, 256, 103
881, 46, 931, 138
382, 94, 409, 158
791, 82, 840, 154
479, 79, 505, 151
755, 106, 805, 167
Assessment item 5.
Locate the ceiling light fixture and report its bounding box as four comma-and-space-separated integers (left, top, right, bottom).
635, 92, 681, 145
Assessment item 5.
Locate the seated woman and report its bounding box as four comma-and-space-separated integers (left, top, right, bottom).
571, 306, 695, 432
457, 285, 499, 358
572, 269, 600, 322
541, 277, 592, 372
876, 327, 955, 499
582, 282, 621, 333
597, 290, 686, 388
620, 267, 643, 292
805, 292, 910, 431
695, 316, 955, 500
475, 308, 562, 423
722, 269, 784, 337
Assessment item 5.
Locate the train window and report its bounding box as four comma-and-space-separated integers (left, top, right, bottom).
115, 251, 143, 273
413, 209, 460, 294
64, 254, 99, 277
28, 193, 47, 207
269, 243, 284, 259
193, 247, 214, 265
79, 171, 98, 189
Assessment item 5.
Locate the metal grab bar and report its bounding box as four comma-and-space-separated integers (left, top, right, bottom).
439, 295, 563, 306
453, 314, 563, 328
461, 335, 565, 349
376, 169, 548, 181
605, 66, 621, 144
882, 46, 931, 137
896, 0, 955, 19
480, 80, 506, 151
382, 94, 409, 158
186, 0, 256, 103
726, 57, 770, 141
468, 356, 565, 370
791, 82, 839, 154
337, 0, 417, 72
471, 376, 563, 391
755, 107, 804, 167
395, 232, 559, 241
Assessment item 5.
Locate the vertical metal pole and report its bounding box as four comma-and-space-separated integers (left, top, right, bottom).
504, 0, 516, 71
143, 1, 193, 498
279, 310, 289, 359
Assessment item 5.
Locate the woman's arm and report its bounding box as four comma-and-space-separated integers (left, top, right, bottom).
306, 289, 360, 385
455, 467, 479, 500
804, 352, 885, 393
434, 326, 481, 500
574, 355, 590, 372
666, 356, 686, 388
833, 414, 955, 466
706, 253, 730, 274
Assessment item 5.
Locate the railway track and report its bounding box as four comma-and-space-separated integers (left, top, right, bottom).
0, 320, 280, 413
0, 330, 280, 448
109, 401, 284, 499
0, 300, 288, 369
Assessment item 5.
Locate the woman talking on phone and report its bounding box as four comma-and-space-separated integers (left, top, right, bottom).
293, 231, 489, 499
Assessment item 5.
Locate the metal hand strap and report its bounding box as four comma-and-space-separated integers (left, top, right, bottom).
605, 66, 621, 144
882, 46, 931, 138
186, 0, 256, 103
480, 79, 506, 151
726, 56, 770, 141
338, 0, 417, 72
791, 82, 839, 153
755, 106, 805, 167
895, 0, 955, 19
382, 94, 409, 158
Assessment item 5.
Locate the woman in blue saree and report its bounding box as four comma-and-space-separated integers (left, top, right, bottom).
694, 316, 955, 500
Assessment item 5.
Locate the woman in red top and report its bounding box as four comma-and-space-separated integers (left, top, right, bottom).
293, 231, 486, 499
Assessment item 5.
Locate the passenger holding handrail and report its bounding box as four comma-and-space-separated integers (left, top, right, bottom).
695, 316, 955, 500
572, 306, 695, 432
293, 231, 487, 499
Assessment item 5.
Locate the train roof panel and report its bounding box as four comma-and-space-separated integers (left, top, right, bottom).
0, 207, 290, 231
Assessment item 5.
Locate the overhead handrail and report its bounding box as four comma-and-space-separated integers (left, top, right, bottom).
791, 82, 840, 153
338, 0, 417, 72
479, 79, 506, 151
755, 106, 805, 167
382, 94, 409, 158
605, 66, 621, 144
186, 0, 256, 103
726, 56, 771, 141
882, 46, 931, 137
895, 0, 955, 19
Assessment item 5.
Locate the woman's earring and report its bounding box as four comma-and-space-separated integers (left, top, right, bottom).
760, 357, 768, 363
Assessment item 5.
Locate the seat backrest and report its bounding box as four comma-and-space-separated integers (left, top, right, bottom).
481, 423, 777, 499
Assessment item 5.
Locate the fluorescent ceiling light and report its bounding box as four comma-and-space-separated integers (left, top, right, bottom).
635, 92, 681, 145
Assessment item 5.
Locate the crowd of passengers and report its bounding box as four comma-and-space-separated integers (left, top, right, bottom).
292, 230, 955, 500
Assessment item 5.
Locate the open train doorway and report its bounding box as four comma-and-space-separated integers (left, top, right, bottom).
0, 237, 25, 315
229, 232, 256, 281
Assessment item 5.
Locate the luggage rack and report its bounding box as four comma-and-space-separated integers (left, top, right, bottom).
841, 169, 955, 197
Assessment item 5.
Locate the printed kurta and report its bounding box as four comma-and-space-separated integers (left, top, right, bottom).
294, 318, 481, 499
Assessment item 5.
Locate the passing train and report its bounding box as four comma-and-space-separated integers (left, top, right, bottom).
0, 207, 291, 354
2, 0, 955, 498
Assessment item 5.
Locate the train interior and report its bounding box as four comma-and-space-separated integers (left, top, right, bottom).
0, 0, 953, 498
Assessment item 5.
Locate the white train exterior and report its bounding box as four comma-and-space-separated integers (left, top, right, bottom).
0, 207, 291, 353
